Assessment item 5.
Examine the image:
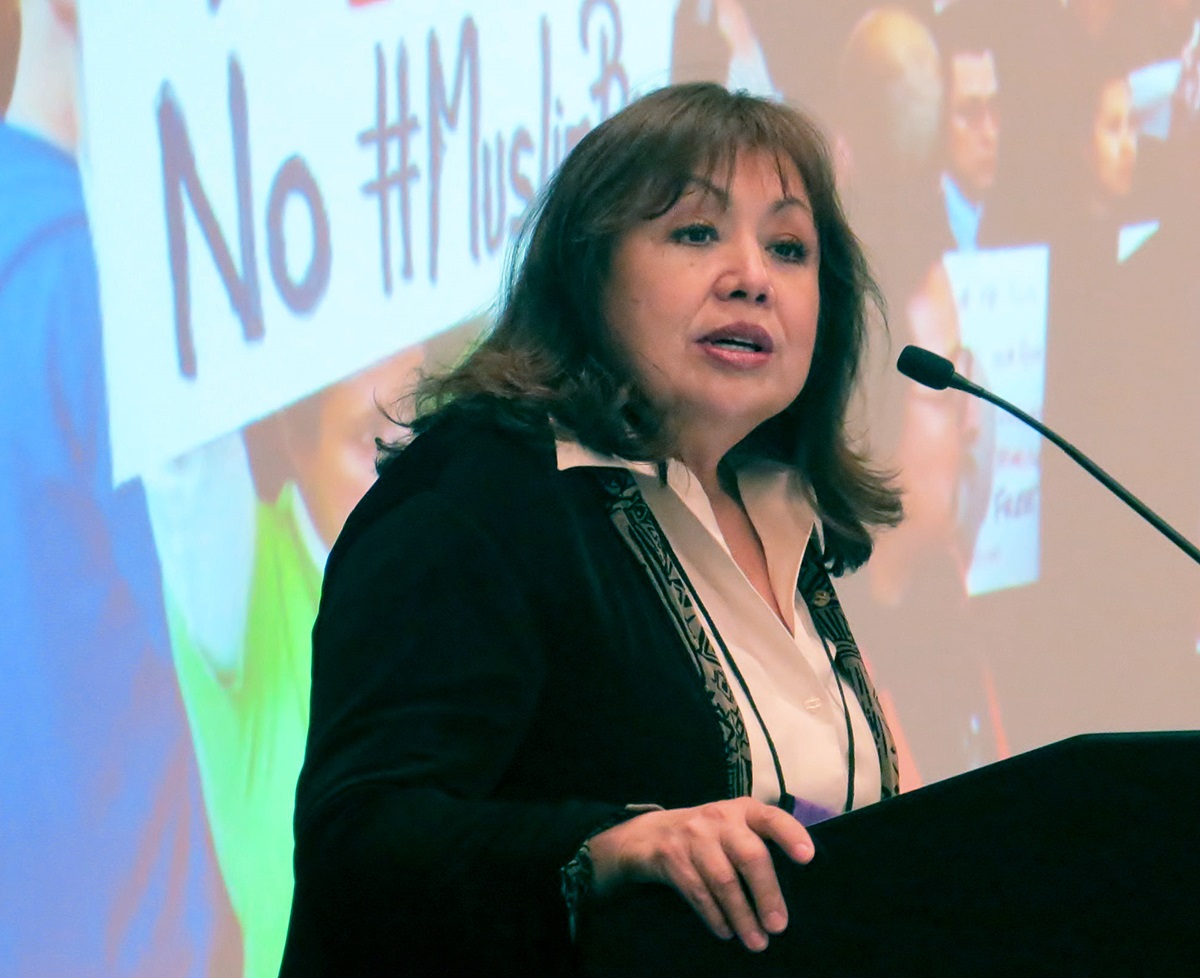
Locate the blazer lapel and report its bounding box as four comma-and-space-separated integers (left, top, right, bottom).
798, 537, 900, 798
594, 469, 752, 799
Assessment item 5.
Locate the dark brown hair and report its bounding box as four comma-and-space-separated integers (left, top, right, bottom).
387, 82, 901, 573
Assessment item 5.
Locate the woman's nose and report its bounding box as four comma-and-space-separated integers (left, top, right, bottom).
717, 237, 772, 305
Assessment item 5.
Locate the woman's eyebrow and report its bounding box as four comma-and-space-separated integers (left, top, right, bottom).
676, 178, 814, 217
774, 196, 814, 217
676, 177, 730, 208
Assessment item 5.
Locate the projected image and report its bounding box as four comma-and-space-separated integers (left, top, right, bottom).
0, 1, 237, 973
149, 335, 456, 978
2, 0, 1199, 972
688, 0, 1200, 784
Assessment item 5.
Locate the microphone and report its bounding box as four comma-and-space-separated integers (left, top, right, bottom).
896, 344, 1200, 567
896, 345, 959, 391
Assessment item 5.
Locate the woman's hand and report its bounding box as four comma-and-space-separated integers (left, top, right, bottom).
586, 798, 814, 952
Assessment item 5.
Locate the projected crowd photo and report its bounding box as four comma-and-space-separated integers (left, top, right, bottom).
2, 0, 1197, 973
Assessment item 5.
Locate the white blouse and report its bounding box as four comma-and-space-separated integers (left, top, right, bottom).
556, 441, 881, 823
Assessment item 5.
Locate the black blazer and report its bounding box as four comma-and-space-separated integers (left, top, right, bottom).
282, 412, 743, 975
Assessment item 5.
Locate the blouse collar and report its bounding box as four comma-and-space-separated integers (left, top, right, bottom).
555, 440, 816, 632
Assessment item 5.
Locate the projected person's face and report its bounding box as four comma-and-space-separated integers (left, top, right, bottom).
287, 347, 425, 551
894, 265, 978, 549
604, 151, 821, 453
833, 6, 943, 183
946, 50, 1000, 201
1090, 77, 1136, 203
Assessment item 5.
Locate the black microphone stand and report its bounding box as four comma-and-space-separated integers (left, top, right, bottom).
898, 345, 1200, 568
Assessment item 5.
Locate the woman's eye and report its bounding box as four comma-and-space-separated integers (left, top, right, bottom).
670, 224, 717, 245
771, 239, 811, 264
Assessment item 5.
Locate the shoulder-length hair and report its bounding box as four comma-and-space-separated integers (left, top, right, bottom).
388, 82, 901, 574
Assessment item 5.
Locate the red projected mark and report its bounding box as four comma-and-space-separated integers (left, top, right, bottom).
349, 0, 391, 6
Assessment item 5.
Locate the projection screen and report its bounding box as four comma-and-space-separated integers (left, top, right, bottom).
1, 0, 1197, 973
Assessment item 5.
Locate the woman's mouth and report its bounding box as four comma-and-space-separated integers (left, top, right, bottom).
697, 324, 774, 367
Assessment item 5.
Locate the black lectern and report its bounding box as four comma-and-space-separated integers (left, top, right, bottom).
579, 732, 1200, 976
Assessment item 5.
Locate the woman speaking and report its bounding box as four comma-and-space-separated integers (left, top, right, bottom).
282, 82, 902, 976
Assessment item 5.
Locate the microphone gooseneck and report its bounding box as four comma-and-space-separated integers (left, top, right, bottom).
895, 344, 1200, 567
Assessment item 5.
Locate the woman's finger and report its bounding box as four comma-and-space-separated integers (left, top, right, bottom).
723, 830, 789, 936
693, 836, 769, 951
666, 860, 735, 942
746, 801, 816, 864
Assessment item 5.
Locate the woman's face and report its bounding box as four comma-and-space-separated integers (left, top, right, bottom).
1091, 77, 1137, 202
603, 151, 821, 454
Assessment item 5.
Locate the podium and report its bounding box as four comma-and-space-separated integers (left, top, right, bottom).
578, 732, 1200, 976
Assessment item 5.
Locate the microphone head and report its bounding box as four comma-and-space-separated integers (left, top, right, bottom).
897, 345, 956, 390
